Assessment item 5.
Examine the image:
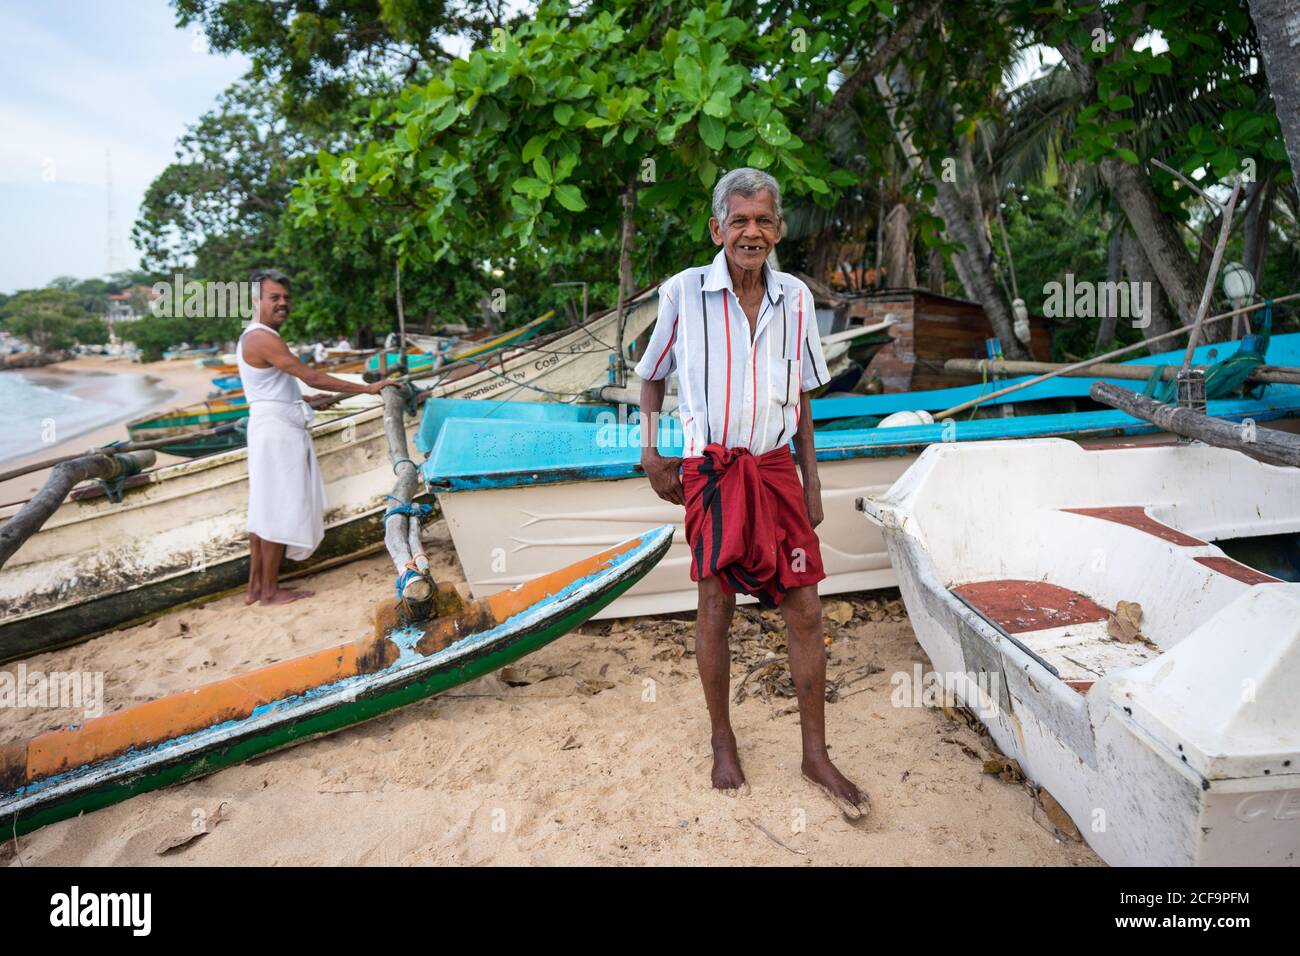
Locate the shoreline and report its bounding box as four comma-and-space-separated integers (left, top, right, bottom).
0, 356, 219, 504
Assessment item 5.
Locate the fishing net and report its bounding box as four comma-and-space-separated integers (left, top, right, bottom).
1143, 300, 1273, 403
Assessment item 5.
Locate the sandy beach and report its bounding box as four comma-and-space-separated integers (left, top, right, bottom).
0, 356, 217, 504
1, 516, 1100, 867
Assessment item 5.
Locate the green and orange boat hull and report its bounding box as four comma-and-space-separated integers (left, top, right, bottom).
0, 526, 672, 836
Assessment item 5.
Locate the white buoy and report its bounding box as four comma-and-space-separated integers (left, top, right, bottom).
877, 409, 936, 428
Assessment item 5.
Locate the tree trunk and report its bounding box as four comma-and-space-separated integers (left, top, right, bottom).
873, 74, 1028, 357
1056, 30, 1203, 326
804, 0, 944, 140
927, 245, 946, 295
1243, 176, 1275, 285
883, 203, 915, 287
1096, 226, 1123, 347
0, 451, 156, 568
1100, 157, 1202, 324
1250, 0, 1300, 183
1122, 231, 1177, 346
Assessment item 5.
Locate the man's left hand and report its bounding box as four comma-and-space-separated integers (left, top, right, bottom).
804, 481, 824, 528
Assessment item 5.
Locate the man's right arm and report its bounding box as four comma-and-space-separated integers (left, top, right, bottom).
635, 283, 684, 505
247, 332, 392, 395
639, 376, 683, 505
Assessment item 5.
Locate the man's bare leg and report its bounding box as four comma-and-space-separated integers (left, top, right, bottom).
781, 584, 864, 810
695, 575, 744, 790
246, 533, 262, 604
258, 538, 312, 605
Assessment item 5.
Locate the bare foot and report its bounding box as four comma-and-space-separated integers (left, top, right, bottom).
710, 731, 746, 791
802, 753, 868, 820
259, 588, 314, 606
244, 587, 260, 605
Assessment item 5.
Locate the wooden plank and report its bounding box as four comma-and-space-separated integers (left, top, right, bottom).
1091, 380, 1300, 467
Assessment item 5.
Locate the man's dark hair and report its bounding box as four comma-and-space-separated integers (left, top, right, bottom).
250, 268, 292, 293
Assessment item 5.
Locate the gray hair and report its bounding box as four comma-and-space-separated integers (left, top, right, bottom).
250, 268, 292, 295
712, 168, 783, 224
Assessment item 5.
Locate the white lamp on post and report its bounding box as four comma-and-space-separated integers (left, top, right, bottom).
1221, 261, 1255, 339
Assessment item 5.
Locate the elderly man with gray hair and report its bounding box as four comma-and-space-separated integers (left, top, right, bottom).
635, 169, 868, 819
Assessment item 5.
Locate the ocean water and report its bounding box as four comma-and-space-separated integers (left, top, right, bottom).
0, 368, 164, 464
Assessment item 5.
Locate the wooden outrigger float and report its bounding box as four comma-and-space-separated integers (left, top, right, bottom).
0, 524, 673, 836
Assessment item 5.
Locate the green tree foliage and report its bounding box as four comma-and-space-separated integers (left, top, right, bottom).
293, 0, 853, 272
0, 290, 105, 351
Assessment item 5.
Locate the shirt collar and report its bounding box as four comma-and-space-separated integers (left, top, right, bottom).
702, 248, 784, 305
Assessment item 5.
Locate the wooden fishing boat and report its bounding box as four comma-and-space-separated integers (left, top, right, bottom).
0, 525, 673, 836
0, 405, 423, 662
860, 438, 1299, 866
126, 393, 250, 444
331, 287, 661, 412
135, 299, 649, 456
365, 309, 557, 373
419, 333, 1300, 619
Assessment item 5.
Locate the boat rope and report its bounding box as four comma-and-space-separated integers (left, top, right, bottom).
383, 497, 435, 523
93, 449, 147, 504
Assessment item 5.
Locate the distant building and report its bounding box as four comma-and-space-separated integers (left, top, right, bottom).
105, 285, 161, 324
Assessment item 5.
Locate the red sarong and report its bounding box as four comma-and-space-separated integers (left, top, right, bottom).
681, 443, 825, 607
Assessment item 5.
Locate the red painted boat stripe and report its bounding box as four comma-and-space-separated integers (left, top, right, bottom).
1194, 556, 1281, 585
952, 580, 1110, 634
1062, 506, 1206, 546
1065, 680, 1095, 695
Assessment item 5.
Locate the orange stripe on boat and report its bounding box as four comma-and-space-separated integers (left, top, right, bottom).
21, 641, 363, 785
484, 534, 643, 621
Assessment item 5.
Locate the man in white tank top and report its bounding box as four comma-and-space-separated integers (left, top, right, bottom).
239, 269, 395, 606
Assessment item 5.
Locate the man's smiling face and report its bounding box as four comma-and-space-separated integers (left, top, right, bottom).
257, 279, 291, 328
710, 189, 781, 274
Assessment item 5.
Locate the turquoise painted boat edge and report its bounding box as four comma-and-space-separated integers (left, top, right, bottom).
421, 332, 1300, 490
417, 332, 1300, 452
1, 525, 674, 837
422, 389, 1300, 490
416, 397, 609, 454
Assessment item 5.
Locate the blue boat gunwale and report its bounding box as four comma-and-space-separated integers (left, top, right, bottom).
419, 332, 1300, 492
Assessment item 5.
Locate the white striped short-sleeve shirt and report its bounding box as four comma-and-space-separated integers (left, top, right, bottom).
633, 249, 829, 458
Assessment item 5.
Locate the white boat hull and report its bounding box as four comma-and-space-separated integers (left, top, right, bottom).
0, 407, 421, 659
435, 453, 912, 618
863, 438, 1300, 866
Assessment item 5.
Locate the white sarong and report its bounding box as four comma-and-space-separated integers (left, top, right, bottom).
246, 400, 325, 561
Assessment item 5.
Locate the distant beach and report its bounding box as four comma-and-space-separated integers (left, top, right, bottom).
0, 356, 217, 503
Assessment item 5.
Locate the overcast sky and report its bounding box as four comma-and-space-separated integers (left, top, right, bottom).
0, 1, 250, 294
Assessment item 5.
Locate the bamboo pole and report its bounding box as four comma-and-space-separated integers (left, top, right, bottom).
944, 358, 1300, 386
1181, 177, 1244, 370
1091, 381, 1300, 468
932, 294, 1300, 420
